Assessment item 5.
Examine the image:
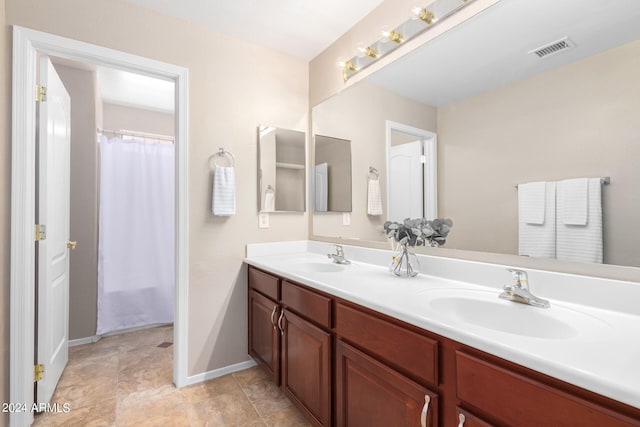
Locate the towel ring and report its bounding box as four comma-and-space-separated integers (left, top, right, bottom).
266, 184, 275, 194
208, 148, 235, 168
369, 166, 379, 180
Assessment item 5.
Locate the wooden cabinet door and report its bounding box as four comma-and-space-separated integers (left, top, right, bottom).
336, 340, 438, 427
456, 408, 495, 427
248, 290, 280, 384
281, 309, 331, 426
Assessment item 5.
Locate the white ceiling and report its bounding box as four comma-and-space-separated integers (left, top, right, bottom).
54, 1, 388, 113
125, 0, 384, 60
368, 0, 640, 106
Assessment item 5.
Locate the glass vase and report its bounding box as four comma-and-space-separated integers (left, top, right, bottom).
390, 243, 420, 277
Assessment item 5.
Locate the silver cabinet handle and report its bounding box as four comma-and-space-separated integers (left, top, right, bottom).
277, 310, 285, 335
270, 306, 277, 331
420, 395, 430, 427
457, 413, 466, 427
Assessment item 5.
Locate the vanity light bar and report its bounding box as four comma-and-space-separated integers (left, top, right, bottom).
342, 0, 475, 81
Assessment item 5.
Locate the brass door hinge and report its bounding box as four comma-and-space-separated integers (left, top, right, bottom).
35, 224, 47, 241
36, 85, 47, 102
34, 364, 44, 382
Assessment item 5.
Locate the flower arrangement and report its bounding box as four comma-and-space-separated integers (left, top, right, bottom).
383, 217, 453, 248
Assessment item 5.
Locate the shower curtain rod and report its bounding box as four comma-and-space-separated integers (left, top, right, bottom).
97, 127, 175, 142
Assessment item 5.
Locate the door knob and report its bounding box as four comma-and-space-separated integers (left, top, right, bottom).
67, 240, 77, 250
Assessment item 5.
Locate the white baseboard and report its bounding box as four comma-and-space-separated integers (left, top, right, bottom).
182, 359, 257, 387
68, 335, 101, 347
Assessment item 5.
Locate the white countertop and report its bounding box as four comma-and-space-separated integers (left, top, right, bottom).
245, 241, 640, 409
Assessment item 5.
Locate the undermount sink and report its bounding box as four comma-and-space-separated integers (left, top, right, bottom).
426, 290, 607, 340
293, 261, 346, 273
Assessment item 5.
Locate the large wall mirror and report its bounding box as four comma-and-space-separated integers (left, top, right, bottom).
258, 125, 306, 212
311, 0, 640, 270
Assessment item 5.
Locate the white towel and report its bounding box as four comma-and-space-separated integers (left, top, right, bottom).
212, 166, 236, 216
557, 178, 602, 263
367, 178, 383, 216
559, 178, 588, 225
518, 182, 556, 259
263, 189, 275, 212
518, 181, 546, 224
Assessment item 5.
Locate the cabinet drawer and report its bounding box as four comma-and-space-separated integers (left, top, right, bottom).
281, 280, 332, 329
248, 266, 280, 300
336, 303, 438, 386
456, 351, 639, 427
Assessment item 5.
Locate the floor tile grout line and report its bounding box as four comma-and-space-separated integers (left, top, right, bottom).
232, 372, 270, 425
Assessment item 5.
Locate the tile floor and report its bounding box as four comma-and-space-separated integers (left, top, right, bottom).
33, 325, 310, 426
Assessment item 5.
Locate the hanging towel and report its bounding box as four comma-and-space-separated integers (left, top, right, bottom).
557, 178, 602, 263
367, 178, 383, 216
518, 181, 547, 224
212, 166, 236, 216
559, 178, 589, 225
518, 181, 556, 259
263, 189, 275, 212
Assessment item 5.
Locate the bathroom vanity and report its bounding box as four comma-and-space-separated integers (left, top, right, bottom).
245, 242, 640, 427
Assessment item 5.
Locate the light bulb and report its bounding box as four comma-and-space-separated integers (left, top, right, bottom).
409, 4, 423, 19
380, 25, 392, 43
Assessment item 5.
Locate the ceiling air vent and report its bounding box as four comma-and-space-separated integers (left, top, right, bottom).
529, 37, 574, 59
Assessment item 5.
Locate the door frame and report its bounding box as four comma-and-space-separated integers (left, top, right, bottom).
10, 26, 190, 427
385, 120, 438, 220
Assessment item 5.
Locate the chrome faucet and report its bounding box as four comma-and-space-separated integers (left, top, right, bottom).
328, 245, 350, 265
499, 269, 550, 308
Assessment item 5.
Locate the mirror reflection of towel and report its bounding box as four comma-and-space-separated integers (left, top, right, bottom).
518, 182, 556, 259
367, 178, 383, 215
264, 190, 275, 212
557, 178, 602, 263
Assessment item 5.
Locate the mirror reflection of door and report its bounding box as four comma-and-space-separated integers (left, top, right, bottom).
387, 122, 437, 222
389, 139, 423, 221
314, 163, 329, 212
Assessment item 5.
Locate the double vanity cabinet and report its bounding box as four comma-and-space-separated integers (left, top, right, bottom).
248, 265, 640, 426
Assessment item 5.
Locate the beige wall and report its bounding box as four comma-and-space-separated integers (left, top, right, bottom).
313, 81, 437, 241
438, 40, 640, 267
53, 64, 100, 341
4, 0, 308, 379
103, 103, 174, 137
1, 0, 9, 422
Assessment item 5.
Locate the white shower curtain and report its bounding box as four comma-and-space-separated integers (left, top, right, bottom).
97, 136, 175, 335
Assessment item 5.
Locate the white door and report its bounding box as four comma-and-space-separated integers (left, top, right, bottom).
314, 162, 328, 212
389, 140, 423, 221
36, 56, 71, 404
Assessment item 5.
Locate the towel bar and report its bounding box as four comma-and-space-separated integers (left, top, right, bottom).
209, 148, 235, 168
515, 177, 610, 189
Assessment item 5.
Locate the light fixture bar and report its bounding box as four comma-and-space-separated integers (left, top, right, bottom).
341, 0, 475, 81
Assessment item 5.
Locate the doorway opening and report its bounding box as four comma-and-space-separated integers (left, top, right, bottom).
10, 26, 189, 427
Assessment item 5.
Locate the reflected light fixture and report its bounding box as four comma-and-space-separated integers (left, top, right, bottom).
341, 0, 475, 81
